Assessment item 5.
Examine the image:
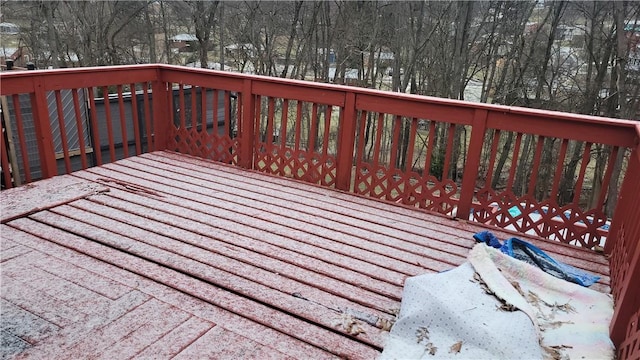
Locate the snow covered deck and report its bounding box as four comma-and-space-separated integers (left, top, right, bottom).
0, 151, 611, 359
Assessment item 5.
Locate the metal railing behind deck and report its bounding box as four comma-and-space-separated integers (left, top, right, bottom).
1, 65, 638, 358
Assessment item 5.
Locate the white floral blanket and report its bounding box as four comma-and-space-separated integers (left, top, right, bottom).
381, 244, 614, 359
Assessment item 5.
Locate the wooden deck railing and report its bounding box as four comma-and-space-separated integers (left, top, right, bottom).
1, 64, 638, 358
605, 124, 640, 356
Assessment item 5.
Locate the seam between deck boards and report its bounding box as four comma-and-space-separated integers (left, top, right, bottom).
90, 156, 608, 286
2, 224, 336, 359
7, 216, 384, 358
151, 151, 610, 268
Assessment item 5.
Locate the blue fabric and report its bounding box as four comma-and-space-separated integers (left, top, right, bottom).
473, 231, 502, 249
474, 231, 600, 287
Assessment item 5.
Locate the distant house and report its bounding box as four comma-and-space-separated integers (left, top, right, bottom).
625, 23, 640, 48
525, 22, 539, 34
628, 44, 640, 73
0, 22, 19, 35
328, 67, 358, 84
556, 25, 581, 42
362, 51, 394, 66
624, 23, 640, 74
1, 46, 32, 68
225, 43, 257, 58
316, 48, 336, 64
171, 34, 198, 53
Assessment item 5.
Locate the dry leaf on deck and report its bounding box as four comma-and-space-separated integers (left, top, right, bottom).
427, 343, 437, 356
449, 341, 463, 354
415, 326, 430, 343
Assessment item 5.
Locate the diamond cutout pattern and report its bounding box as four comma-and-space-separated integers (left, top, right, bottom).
355, 164, 459, 215
254, 142, 336, 186
473, 187, 608, 248
169, 126, 238, 165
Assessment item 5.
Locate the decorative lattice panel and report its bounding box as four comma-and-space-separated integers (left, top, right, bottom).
618, 308, 640, 360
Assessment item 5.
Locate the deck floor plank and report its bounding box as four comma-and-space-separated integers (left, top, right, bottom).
1, 151, 612, 358
0, 299, 60, 344
152, 152, 609, 269
79, 164, 432, 277
125, 155, 471, 260
172, 326, 293, 360
72, 167, 415, 285
147, 151, 611, 285
68, 196, 399, 312
29, 208, 388, 348
133, 316, 215, 359
6, 218, 378, 359
2, 224, 335, 359
119, 153, 611, 289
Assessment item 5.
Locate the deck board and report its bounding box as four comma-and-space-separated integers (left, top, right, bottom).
2, 223, 340, 359
151, 151, 611, 272
1, 150, 612, 359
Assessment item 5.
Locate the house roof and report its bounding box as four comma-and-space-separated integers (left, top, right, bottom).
0, 22, 19, 34
172, 34, 198, 41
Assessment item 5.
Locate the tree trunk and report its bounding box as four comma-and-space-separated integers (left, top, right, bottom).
280, 1, 303, 78
219, 2, 224, 70
491, 132, 514, 190
160, 1, 172, 64
41, 1, 63, 68
558, 141, 585, 206
144, 4, 156, 63
192, 1, 219, 69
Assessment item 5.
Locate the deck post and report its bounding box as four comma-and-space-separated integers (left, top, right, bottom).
335, 92, 357, 191
457, 109, 488, 220
30, 76, 58, 178
151, 70, 170, 151
239, 79, 255, 170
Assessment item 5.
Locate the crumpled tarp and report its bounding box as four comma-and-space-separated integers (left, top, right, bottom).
381, 244, 614, 360
473, 230, 600, 287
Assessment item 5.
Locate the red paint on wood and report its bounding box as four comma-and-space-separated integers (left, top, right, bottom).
239, 79, 255, 169
30, 78, 57, 178
102, 86, 116, 162
129, 83, 142, 156
151, 78, 170, 151
1, 120, 12, 188
116, 85, 129, 158
12, 94, 32, 182
71, 89, 88, 169
9, 218, 379, 359
336, 92, 357, 191
88, 87, 103, 166
54, 90, 72, 173
142, 85, 152, 151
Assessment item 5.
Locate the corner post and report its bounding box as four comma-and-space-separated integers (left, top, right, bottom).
336, 91, 357, 191
238, 78, 255, 169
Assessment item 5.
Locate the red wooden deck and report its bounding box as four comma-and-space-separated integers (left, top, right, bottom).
1, 151, 611, 359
